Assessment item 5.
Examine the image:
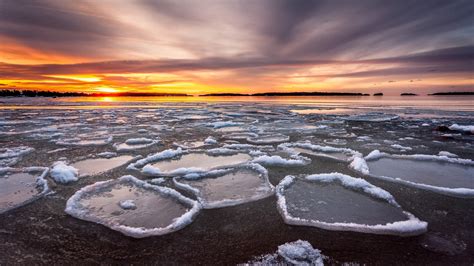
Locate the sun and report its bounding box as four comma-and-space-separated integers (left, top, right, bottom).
94, 86, 118, 93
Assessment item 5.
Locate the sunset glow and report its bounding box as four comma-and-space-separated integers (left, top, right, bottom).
0, 1, 472, 95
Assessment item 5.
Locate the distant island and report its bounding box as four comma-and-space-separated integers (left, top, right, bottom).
373, 93, 383, 96
400, 93, 418, 96
429, 92, 474, 96
0, 89, 188, 97
202, 92, 369, 97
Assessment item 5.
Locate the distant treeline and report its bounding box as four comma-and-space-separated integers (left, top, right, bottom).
0, 89, 188, 97
202, 92, 370, 97
428, 92, 474, 96
0, 89, 86, 97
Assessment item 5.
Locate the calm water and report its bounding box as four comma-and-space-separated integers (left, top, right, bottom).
0, 95, 473, 112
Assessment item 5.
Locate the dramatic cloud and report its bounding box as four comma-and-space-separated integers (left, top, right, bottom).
0, 0, 472, 94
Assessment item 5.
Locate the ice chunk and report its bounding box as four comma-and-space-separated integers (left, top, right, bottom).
391, 144, 412, 151
276, 173, 427, 236
279, 142, 359, 162
246, 134, 290, 144
114, 138, 159, 151
343, 113, 399, 122
438, 151, 458, 158
50, 161, 79, 184
57, 136, 113, 146
119, 199, 137, 210
248, 240, 324, 265
128, 148, 186, 171
0, 146, 34, 167
207, 121, 241, 129
65, 175, 201, 238
173, 164, 274, 208
204, 136, 218, 144
278, 240, 324, 266
252, 155, 310, 166
0, 167, 49, 214
448, 124, 474, 134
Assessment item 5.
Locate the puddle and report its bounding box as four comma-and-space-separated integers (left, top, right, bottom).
0, 168, 49, 214
65, 175, 200, 238
174, 165, 273, 208
146, 153, 252, 175
72, 155, 135, 176
367, 158, 474, 190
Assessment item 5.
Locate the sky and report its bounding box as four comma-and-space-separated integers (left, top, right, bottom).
0, 0, 473, 95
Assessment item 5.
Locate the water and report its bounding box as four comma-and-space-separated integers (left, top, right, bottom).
1, 95, 473, 112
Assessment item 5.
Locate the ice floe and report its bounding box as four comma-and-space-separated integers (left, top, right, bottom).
0, 167, 49, 214
276, 173, 427, 236
56, 136, 113, 146
247, 240, 324, 265
343, 113, 399, 122
252, 154, 310, 166
71, 155, 137, 177
50, 161, 79, 184
65, 175, 201, 238
0, 146, 34, 167
351, 150, 474, 198
173, 163, 274, 208
114, 138, 159, 151
279, 142, 360, 162
142, 152, 252, 176
448, 124, 474, 134
246, 134, 290, 144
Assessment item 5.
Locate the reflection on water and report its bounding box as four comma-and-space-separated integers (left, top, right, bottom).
0, 96, 473, 112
